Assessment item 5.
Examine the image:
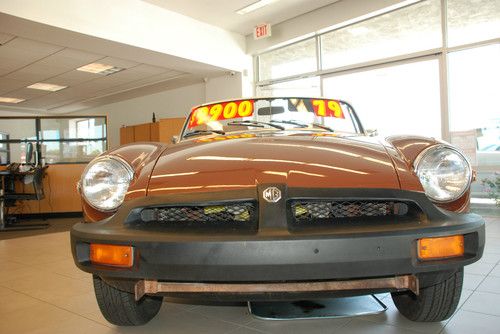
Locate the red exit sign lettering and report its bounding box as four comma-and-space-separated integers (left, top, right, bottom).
254, 23, 271, 40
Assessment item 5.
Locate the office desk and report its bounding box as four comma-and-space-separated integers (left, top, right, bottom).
0, 169, 14, 228
0, 167, 45, 193
0, 167, 49, 231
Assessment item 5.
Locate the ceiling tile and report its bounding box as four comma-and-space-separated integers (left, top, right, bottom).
18, 92, 73, 108
66, 65, 164, 94
3, 48, 104, 82
97, 56, 139, 69
7, 87, 51, 100
129, 64, 170, 75
22, 66, 186, 110
0, 90, 28, 105
5, 64, 67, 82
93, 69, 185, 96
0, 77, 31, 94
0, 32, 15, 45
0, 37, 63, 76
47, 70, 100, 86
38, 48, 104, 68
158, 69, 185, 79
1, 37, 63, 54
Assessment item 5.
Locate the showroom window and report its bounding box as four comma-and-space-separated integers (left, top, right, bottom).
448, 43, 499, 197
0, 116, 107, 165
254, 0, 500, 199
255, 0, 500, 139
256, 77, 321, 97
258, 38, 317, 81
321, 0, 441, 70
322, 58, 441, 138
447, 0, 500, 47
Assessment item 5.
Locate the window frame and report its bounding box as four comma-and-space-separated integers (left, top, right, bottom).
253, 0, 500, 143
0, 116, 108, 165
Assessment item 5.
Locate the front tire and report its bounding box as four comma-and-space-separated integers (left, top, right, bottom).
93, 275, 163, 326
391, 268, 463, 322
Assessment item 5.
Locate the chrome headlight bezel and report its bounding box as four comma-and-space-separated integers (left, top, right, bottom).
80, 155, 134, 212
414, 144, 472, 203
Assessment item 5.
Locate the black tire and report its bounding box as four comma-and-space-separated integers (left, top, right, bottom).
391, 269, 463, 322
93, 275, 163, 326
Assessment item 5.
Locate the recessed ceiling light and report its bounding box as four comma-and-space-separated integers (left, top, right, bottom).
77, 63, 124, 75
27, 83, 67, 92
236, 0, 279, 15
0, 97, 25, 104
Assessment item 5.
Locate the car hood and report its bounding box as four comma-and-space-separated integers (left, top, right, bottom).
147, 132, 402, 196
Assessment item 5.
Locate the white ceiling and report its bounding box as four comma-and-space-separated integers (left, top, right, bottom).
144, 0, 341, 35
0, 34, 187, 113
0, 0, 341, 114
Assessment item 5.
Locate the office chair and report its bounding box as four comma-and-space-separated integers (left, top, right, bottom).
0, 143, 50, 231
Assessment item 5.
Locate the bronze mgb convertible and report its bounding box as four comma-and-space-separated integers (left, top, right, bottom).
71, 97, 484, 325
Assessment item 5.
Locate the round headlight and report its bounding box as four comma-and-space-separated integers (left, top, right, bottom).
414, 145, 471, 202
81, 156, 133, 211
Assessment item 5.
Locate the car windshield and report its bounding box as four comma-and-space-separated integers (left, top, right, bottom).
181, 97, 362, 139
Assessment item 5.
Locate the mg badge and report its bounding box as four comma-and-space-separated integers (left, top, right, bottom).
263, 187, 281, 203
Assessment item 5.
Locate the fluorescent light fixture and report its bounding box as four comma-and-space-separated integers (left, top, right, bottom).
77, 63, 124, 75
27, 82, 67, 92
236, 0, 278, 15
0, 97, 25, 104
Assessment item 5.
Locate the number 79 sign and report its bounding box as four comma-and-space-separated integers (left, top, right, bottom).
312, 99, 345, 119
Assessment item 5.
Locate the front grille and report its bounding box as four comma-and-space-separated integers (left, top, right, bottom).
139, 202, 257, 228
290, 200, 413, 225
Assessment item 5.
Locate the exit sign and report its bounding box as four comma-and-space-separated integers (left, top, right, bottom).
254, 23, 271, 40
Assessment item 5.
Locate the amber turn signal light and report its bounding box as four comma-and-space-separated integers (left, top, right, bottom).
90, 243, 133, 267
418, 235, 464, 260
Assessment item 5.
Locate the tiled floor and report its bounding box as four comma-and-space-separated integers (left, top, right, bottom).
0, 214, 499, 334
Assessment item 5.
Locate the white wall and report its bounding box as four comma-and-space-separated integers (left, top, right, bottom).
70, 73, 248, 149
71, 83, 206, 149
205, 72, 245, 102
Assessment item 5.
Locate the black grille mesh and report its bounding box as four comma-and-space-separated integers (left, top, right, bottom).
140, 202, 256, 225
291, 200, 409, 223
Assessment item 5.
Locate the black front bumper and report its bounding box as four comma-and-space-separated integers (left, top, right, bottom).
71, 188, 485, 283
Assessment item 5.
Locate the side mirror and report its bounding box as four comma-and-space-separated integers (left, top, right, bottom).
365, 129, 378, 137
171, 135, 179, 144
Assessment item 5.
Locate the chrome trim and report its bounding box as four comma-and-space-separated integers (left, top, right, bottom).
80, 155, 134, 212
413, 144, 472, 203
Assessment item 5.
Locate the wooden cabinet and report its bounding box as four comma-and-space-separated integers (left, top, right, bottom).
120, 118, 185, 145
119, 126, 134, 145
35, 164, 86, 213
134, 123, 151, 142
155, 118, 186, 143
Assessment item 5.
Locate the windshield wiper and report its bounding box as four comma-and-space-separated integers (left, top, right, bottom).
183, 129, 225, 138
311, 123, 334, 132
227, 121, 285, 130
270, 120, 307, 128
271, 120, 334, 132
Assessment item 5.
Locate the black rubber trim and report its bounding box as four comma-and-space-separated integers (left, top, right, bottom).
70, 187, 485, 283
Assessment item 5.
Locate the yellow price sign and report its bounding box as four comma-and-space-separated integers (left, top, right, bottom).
189, 100, 254, 128
311, 99, 345, 119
